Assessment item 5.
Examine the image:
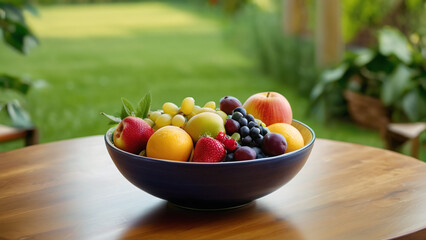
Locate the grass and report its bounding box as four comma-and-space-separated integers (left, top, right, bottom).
0, 1, 424, 160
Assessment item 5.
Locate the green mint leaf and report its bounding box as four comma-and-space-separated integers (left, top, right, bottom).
121, 97, 136, 117
100, 112, 121, 123
120, 105, 127, 119
136, 92, 152, 118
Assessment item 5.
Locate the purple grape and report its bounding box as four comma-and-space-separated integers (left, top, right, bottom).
220, 96, 242, 115
262, 133, 287, 156
234, 146, 256, 161
225, 119, 240, 135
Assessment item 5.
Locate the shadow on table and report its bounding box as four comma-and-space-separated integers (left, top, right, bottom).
118, 201, 305, 239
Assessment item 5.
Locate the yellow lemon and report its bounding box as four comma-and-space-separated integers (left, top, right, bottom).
146, 126, 193, 161
267, 123, 304, 153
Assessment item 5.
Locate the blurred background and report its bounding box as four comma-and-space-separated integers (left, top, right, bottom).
0, 0, 425, 160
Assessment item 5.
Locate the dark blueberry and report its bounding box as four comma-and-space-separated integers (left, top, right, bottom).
250, 127, 261, 138
246, 114, 255, 123
225, 152, 234, 161
233, 107, 247, 116
238, 117, 248, 126
242, 136, 252, 146
240, 126, 250, 137
248, 121, 259, 129
254, 135, 263, 146
252, 147, 262, 155
256, 151, 266, 159
231, 111, 244, 121
260, 126, 270, 136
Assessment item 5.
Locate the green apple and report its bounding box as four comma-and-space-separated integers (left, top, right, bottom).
184, 112, 225, 142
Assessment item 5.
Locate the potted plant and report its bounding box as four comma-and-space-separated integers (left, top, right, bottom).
310, 26, 426, 128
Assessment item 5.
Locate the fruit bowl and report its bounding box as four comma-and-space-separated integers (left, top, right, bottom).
105, 120, 315, 210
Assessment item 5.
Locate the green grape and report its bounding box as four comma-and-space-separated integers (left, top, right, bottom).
215, 110, 227, 124
204, 101, 216, 109
172, 114, 186, 127
231, 132, 241, 142
200, 107, 215, 113
162, 102, 179, 116
143, 118, 155, 127
180, 97, 195, 115
155, 114, 172, 128
192, 105, 202, 114
149, 111, 162, 121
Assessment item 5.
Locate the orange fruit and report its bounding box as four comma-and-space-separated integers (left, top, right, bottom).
267, 123, 304, 153
146, 126, 193, 161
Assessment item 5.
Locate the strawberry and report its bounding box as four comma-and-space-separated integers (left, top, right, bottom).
215, 131, 226, 143
192, 137, 226, 162
223, 138, 237, 152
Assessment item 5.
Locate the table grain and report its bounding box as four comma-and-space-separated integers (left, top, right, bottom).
0, 136, 425, 240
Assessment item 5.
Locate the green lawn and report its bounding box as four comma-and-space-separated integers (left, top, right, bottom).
0, 2, 424, 160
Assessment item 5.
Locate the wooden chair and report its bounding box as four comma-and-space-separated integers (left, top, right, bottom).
0, 124, 39, 147
384, 123, 426, 159
344, 91, 425, 159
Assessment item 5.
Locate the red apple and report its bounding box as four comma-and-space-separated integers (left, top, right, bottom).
243, 92, 292, 126
113, 116, 154, 154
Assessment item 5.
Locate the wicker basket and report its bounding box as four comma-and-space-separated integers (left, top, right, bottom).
344, 90, 390, 130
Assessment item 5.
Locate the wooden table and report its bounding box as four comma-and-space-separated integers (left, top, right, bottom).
1, 136, 425, 240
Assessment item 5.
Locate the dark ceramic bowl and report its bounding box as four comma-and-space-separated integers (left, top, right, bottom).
105, 120, 315, 210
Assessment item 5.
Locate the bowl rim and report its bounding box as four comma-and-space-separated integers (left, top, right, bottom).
105, 119, 315, 165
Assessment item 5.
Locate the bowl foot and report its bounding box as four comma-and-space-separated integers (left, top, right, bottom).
168, 201, 254, 211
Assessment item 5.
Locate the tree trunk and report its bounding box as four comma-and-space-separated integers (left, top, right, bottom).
282, 0, 308, 36
315, 0, 343, 68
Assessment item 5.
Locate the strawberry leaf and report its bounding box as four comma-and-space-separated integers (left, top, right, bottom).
136, 92, 151, 119
100, 112, 121, 123
121, 97, 135, 117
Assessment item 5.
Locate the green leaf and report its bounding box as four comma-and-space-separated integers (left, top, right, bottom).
354, 49, 375, 66
136, 92, 151, 118
121, 97, 135, 117
0, 3, 39, 54
6, 101, 32, 128
310, 82, 325, 101
120, 105, 127, 119
100, 112, 121, 123
24, 3, 39, 17
378, 27, 412, 64
381, 64, 412, 105
0, 74, 31, 94
321, 63, 349, 84
402, 89, 426, 122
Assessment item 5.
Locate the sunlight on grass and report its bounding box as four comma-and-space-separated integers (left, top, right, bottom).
28, 2, 217, 38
